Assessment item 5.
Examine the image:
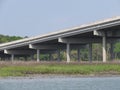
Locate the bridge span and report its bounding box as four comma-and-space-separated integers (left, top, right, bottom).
0, 16, 120, 62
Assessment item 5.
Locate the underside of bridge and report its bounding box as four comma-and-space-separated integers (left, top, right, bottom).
0, 17, 120, 63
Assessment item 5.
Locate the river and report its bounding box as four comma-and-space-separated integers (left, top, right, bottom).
0, 76, 120, 90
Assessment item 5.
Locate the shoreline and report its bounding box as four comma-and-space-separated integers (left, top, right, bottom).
0, 62, 120, 78
1, 74, 120, 79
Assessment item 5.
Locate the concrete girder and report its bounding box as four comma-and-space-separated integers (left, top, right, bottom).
94, 30, 120, 37
58, 37, 100, 44
94, 30, 105, 36
29, 43, 86, 50
29, 44, 64, 49
94, 30, 112, 37
58, 37, 118, 44
4, 49, 35, 55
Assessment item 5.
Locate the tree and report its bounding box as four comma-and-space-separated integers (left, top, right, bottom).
114, 42, 120, 59
0, 34, 23, 43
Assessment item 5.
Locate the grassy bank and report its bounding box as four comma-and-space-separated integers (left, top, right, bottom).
0, 61, 120, 77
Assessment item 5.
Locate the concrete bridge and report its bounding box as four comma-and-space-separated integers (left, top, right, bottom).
0, 16, 120, 62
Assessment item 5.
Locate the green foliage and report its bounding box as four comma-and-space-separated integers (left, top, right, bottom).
114, 42, 120, 53
0, 63, 120, 77
0, 34, 23, 43
92, 44, 102, 61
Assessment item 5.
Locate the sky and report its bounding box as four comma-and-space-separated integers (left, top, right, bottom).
0, 0, 120, 37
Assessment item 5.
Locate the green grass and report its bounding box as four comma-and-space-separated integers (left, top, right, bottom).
0, 63, 120, 77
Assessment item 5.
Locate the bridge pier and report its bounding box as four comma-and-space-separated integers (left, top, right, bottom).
102, 35, 107, 62
37, 49, 40, 62
66, 43, 70, 63
11, 54, 14, 61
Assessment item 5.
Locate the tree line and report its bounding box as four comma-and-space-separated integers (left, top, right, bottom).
0, 34, 23, 43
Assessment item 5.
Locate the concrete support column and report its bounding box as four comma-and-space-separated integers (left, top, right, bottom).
66, 43, 70, 63
77, 48, 81, 61
11, 54, 14, 62
88, 43, 92, 62
110, 43, 114, 61
37, 49, 40, 62
103, 35, 107, 62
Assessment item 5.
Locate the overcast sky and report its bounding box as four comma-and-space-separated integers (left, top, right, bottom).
0, 0, 120, 37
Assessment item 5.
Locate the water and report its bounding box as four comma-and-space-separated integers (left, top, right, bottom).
0, 77, 120, 90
